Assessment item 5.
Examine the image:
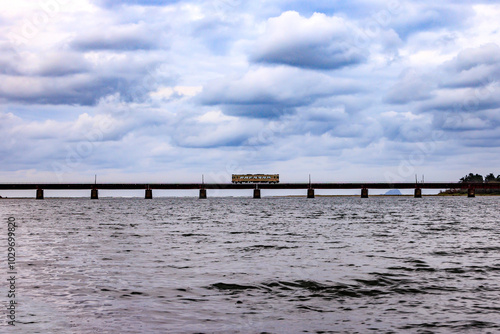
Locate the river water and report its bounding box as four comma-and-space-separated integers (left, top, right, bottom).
1, 196, 500, 333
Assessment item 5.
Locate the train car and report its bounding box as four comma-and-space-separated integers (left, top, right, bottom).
232, 174, 279, 184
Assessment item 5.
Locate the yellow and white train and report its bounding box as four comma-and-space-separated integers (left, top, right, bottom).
232, 174, 279, 184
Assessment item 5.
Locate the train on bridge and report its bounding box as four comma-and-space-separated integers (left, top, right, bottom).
232, 174, 279, 184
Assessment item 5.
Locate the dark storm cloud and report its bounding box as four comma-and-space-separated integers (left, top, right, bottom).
253, 43, 366, 71
198, 66, 363, 118
439, 43, 500, 89
0, 57, 21, 76
445, 43, 500, 71
173, 129, 250, 148
0, 49, 90, 77
71, 25, 159, 51
72, 35, 156, 51
0, 76, 123, 105
433, 111, 494, 131
383, 43, 500, 151
391, 4, 472, 39
36, 53, 91, 77
386, 44, 500, 110
0, 55, 164, 105
219, 105, 295, 119
421, 93, 500, 115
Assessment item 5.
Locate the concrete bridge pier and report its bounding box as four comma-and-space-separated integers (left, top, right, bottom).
253, 188, 261, 199
307, 188, 315, 198
91, 188, 99, 200
145, 189, 153, 199
361, 188, 369, 198
36, 188, 44, 200
468, 188, 475, 198
414, 188, 422, 198
199, 188, 207, 199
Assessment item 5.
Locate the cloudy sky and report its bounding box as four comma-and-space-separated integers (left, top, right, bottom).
1, 0, 499, 185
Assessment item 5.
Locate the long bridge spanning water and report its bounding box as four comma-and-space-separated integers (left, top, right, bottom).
1, 182, 499, 199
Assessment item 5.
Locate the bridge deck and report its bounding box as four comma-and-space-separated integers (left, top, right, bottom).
0, 183, 498, 190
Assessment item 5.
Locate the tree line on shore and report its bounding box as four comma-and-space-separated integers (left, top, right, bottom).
459, 173, 500, 183
440, 172, 500, 195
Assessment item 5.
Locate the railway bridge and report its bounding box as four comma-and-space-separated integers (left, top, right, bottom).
1, 182, 498, 199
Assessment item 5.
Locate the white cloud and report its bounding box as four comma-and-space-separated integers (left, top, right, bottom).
196, 110, 235, 123
150, 85, 203, 100
251, 11, 368, 70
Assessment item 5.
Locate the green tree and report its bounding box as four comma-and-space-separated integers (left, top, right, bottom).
485, 173, 497, 183
460, 173, 484, 183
